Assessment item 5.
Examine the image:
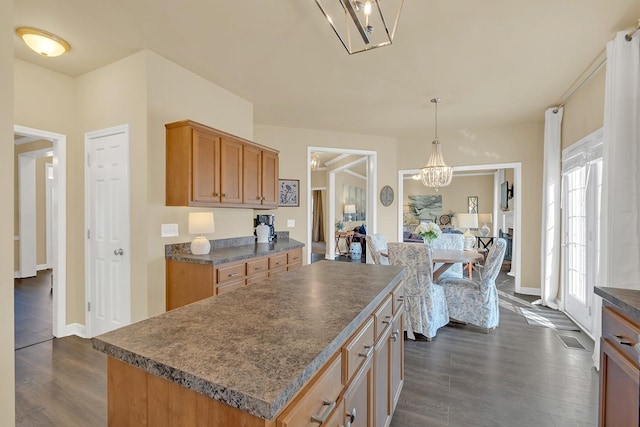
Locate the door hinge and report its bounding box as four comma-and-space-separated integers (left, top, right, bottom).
87, 154, 90, 167
87, 301, 91, 312
87, 229, 90, 239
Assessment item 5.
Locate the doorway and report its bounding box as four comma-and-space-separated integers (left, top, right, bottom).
14, 125, 67, 338
306, 147, 377, 264
397, 162, 523, 293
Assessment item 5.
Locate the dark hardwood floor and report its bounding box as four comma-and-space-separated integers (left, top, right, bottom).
15, 267, 598, 426
14, 270, 53, 350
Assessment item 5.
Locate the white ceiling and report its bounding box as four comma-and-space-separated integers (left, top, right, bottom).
13, 0, 640, 138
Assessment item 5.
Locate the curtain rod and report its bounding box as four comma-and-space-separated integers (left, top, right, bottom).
626, 19, 640, 41
553, 18, 640, 112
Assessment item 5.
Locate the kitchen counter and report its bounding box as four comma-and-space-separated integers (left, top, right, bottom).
594, 286, 640, 320
165, 236, 304, 266
92, 261, 405, 421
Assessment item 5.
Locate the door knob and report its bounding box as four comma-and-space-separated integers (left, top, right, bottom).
114, 248, 124, 256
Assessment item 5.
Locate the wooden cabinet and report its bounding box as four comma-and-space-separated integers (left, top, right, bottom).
390, 303, 404, 413
277, 353, 343, 427
343, 354, 374, 427
166, 260, 214, 311
599, 302, 640, 427
166, 120, 278, 209
243, 145, 279, 208
166, 248, 304, 310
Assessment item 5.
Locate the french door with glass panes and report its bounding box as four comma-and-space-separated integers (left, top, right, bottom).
561, 133, 602, 334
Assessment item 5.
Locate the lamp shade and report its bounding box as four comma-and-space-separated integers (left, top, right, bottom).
478, 213, 492, 224
344, 204, 356, 214
188, 212, 215, 235
456, 213, 478, 230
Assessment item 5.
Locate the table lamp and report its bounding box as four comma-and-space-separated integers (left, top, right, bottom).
457, 213, 478, 250
344, 204, 356, 222
477, 213, 492, 237
188, 212, 215, 255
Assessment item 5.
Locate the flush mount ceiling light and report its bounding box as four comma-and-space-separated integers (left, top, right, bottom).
16, 27, 71, 57
314, 0, 404, 54
419, 98, 453, 191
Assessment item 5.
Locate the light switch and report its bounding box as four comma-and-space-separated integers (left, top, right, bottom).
287, 219, 295, 228
161, 223, 179, 237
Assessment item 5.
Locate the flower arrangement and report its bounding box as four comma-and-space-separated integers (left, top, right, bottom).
336, 220, 345, 231
415, 222, 442, 244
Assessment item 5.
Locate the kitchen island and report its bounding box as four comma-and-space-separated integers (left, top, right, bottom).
93, 261, 406, 426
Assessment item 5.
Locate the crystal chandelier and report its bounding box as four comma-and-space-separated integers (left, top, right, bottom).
420, 98, 453, 191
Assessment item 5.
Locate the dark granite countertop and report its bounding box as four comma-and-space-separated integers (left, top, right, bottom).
595, 286, 640, 320
92, 261, 405, 420
166, 238, 304, 265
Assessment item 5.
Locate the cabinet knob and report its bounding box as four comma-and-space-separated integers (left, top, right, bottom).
222, 193, 226, 197
346, 408, 356, 424
256, 196, 261, 200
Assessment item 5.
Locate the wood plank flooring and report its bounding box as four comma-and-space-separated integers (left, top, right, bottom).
14, 270, 53, 350
15, 269, 598, 426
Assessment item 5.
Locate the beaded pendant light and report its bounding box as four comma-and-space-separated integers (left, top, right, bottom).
419, 98, 453, 191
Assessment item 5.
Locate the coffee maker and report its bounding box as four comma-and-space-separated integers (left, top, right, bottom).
254, 214, 276, 242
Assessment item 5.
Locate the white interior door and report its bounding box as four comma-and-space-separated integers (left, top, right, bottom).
85, 125, 131, 337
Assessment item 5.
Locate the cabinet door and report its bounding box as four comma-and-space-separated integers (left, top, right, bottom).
261, 150, 279, 207
343, 355, 373, 427
243, 145, 262, 206
220, 137, 243, 204
192, 129, 221, 204
599, 338, 639, 427
390, 305, 404, 413
374, 323, 392, 427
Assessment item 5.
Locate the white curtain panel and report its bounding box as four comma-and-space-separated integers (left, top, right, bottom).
536, 107, 563, 309
602, 31, 640, 291
594, 30, 640, 370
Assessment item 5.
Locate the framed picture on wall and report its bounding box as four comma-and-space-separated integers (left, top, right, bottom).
279, 179, 299, 207
468, 196, 478, 214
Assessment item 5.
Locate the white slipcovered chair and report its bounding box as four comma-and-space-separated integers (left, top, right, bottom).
437, 238, 507, 331
430, 233, 465, 279
366, 234, 389, 265
387, 242, 449, 341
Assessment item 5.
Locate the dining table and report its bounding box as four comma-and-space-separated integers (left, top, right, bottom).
432, 249, 483, 280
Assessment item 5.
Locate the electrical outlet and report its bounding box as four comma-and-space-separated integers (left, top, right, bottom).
287, 219, 295, 227
161, 223, 179, 237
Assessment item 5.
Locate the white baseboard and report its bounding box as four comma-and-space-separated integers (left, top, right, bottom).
14, 265, 52, 278
517, 286, 541, 296
57, 323, 88, 339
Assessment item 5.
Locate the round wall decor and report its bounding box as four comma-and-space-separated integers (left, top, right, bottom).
380, 185, 394, 207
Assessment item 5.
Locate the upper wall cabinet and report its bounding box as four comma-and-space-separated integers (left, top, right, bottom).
166, 120, 279, 209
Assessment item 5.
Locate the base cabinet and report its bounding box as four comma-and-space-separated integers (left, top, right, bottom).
166, 248, 304, 310
598, 303, 640, 427
343, 355, 374, 427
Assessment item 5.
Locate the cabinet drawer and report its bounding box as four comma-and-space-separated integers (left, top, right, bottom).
287, 248, 303, 265
246, 272, 268, 286
247, 257, 268, 277
392, 283, 404, 315
287, 262, 302, 271
374, 295, 393, 341
215, 279, 244, 295
269, 253, 288, 270
602, 304, 640, 368
277, 353, 343, 427
217, 262, 246, 284
342, 316, 375, 385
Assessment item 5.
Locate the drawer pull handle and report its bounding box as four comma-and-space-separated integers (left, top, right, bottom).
358, 345, 373, 359
397, 296, 404, 301
346, 407, 357, 425
228, 272, 240, 277
613, 334, 633, 346
276, 261, 284, 265
310, 399, 336, 424
213, 192, 219, 197
382, 315, 392, 324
